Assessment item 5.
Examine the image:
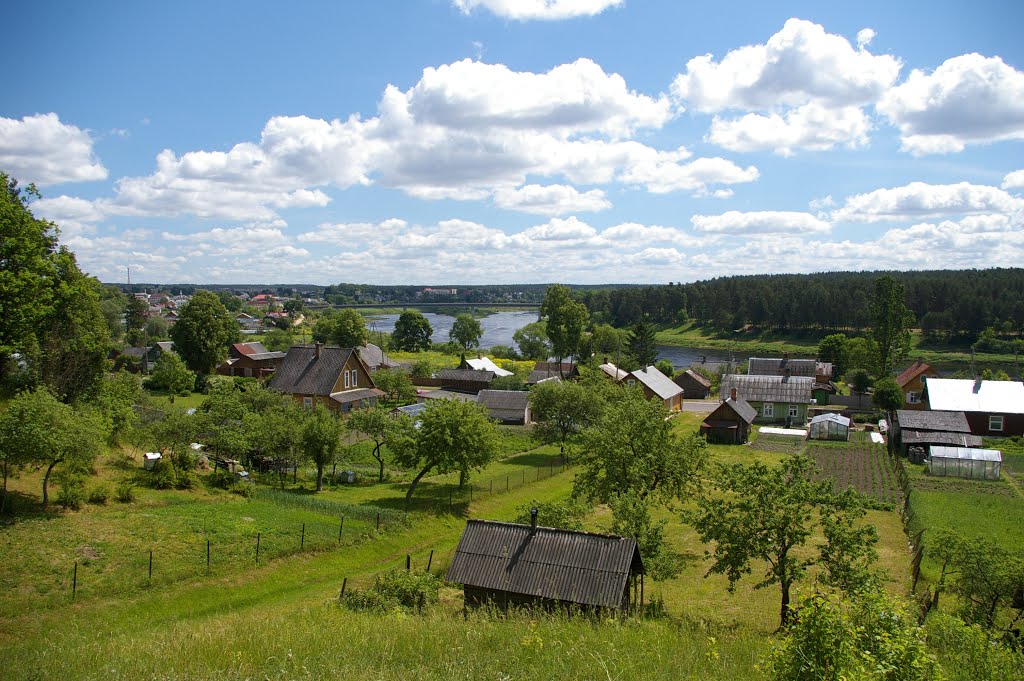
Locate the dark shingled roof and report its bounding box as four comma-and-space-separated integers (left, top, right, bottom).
477, 389, 530, 411
896, 410, 972, 433
436, 368, 496, 383
901, 430, 982, 448
446, 520, 643, 609
748, 358, 817, 377
357, 343, 399, 369
676, 368, 711, 388
720, 374, 813, 403
330, 387, 384, 405
270, 345, 356, 396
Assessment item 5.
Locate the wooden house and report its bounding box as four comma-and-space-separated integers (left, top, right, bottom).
626, 366, 683, 411
922, 378, 1024, 437
892, 409, 981, 462
895, 361, 940, 409
435, 368, 495, 394
673, 368, 711, 399
700, 394, 756, 444
477, 389, 531, 424
269, 344, 383, 414
446, 516, 644, 612
719, 373, 814, 425
216, 342, 286, 379
598, 360, 628, 382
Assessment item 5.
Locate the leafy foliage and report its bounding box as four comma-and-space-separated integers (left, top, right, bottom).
513, 320, 549, 360
627, 319, 658, 369
449, 313, 483, 350
390, 311, 433, 352
302, 404, 345, 492
312, 309, 369, 348
873, 377, 905, 412
346, 405, 400, 482
371, 367, 415, 403
528, 378, 607, 460
341, 569, 440, 612
540, 284, 589, 364
170, 290, 240, 374
871, 275, 915, 376
512, 498, 590, 531
150, 352, 196, 396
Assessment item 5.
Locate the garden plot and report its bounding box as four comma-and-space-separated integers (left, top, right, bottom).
805, 443, 902, 505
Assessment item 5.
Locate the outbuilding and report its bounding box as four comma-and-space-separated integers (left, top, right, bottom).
926, 446, 1002, 481
808, 413, 851, 441
700, 394, 757, 444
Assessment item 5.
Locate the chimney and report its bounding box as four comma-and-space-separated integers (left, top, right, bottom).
730, 387, 738, 402
783, 352, 789, 361
603, 357, 609, 365
973, 377, 983, 393
315, 342, 323, 359
530, 507, 538, 534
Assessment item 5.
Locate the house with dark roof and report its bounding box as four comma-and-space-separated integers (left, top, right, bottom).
269, 344, 382, 414
435, 368, 495, 394
748, 354, 834, 382
673, 368, 711, 399
477, 389, 531, 424
356, 343, 400, 371
892, 409, 981, 461
626, 366, 683, 411
719, 374, 814, 425
922, 378, 1024, 436
216, 341, 286, 379
700, 394, 756, 444
895, 361, 940, 409
446, 516, 644, 612
528, 361, 579, 384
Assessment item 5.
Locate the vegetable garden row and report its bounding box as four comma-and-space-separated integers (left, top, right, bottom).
805, 443, 902, 505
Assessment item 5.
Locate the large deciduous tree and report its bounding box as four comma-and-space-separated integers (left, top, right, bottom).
347, 405, 400, 482
370, 367, 415, 403
817, 333, 850, 378
528, 379, 607, 461
688, 455, 878, 627
513, 320, 549, 360
312, 309, 368, 348
301, 404, 344, 492
870, 275, 915, 377
170, 290, 240, 374
151, 352, 196, 397
125, 296, 149, 346
390, 310, 433, 352
540, 284, 589, 370
449, 314, 483, 350
872, 377, 905, 413
931, 530, 1024, 633
390, 399, 498, 506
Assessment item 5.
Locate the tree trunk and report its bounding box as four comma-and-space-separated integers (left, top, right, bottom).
459, 468, 466, 488
780, 580, 792, 628
405, 465, 432, 508
316, 462, 324, 492
41, 459, 61, 510
373, 443, 384, 483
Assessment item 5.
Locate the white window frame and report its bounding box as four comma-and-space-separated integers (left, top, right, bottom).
762, 403, 774, 419
351, 370, 357, 388
788, 404, 799, 418
989, 414, 1004, 432
344, 369, 350, 389
907, 391, 921, 404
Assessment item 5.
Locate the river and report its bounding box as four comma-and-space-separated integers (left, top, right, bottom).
367, 310, 735, 371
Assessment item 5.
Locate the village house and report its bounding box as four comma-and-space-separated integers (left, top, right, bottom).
528, 361, 579, 384
921, 377, 1024, 437
215, 342, 286, 379
895, 361, 941, 409
477, 389, 531, 424
700, 391, 756, 444
446, 515, 645, 613
891, 409, 981, 462
434, 368, 495, 394
356, 342, 400, 371
625, 366, 683, 411
719, 373, 814, 425
269, 344, 382, 414
673, 368, 711, 399
597, 359, 628, 382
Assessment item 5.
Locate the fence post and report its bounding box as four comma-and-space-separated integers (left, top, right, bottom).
339, 577, 347, 601
149, 549, 153, 582
427, 549, 434, 572
256, 532, 261, 565
506, 475, 509, 492
376, 512, 380, 531
490, 480, 493, 494
72, 561, 78, 600
406, 554, 411, 572
339, 516, 344, 544
301, 523, 305, 551
207, 539, 211, 571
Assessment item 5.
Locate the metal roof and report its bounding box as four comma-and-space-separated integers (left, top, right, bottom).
895, 410, 971, 433
928, 446, 1002, 462
464, 357, 514, 377
598, 362, 629, 381
329, 388, 384, 404
437, 368, 496, 382
902, 430, 982, 448
923, 378, 1024, 414
747, 357, 817, 377
719, 374, 813, 403
446, 520, 643, 609
703, 397, 757, 425
477, 389, 529, 411
629, 366, 683, 401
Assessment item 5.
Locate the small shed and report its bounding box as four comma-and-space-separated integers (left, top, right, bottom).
926, 446, 1002, 481
700, 398, 756, 444
808, 413, 851, 441
143, 452, 162, 470
446, 517, 644, 612
674, 369, 711, 399
477, 389, 531, 424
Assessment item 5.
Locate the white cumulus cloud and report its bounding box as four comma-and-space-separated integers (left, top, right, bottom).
832, 181, 1024, 223
1002, 169, 1024, 190
856, 28, 876, 49
451, 0, 622, 20
0, 113, 108, 185
877, 54, 1024, 155
708, 103, 871, 155
691, 210, 831, 234
493, 184, 611, 215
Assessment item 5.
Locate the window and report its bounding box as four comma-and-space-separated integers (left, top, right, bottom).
788, 404, 799, 418
627, 379, 636, 387
762, 403, 774, 418
344, 370, 350, 389
303, 396, 313, 410
907, 391, 920, 404
351, 370, 358, 388
989, 415, 1004, 432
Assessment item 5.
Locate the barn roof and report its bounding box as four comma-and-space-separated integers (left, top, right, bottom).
901, 430, 983, 448
747, 357, 817, 377
720, 374, 814, 403
446, 520, 643, 609
896, 410, 971, 433
477, 389, 529, 411
703, 397, 757, 425
629, 366, 683, 401
675, 368, 711, 388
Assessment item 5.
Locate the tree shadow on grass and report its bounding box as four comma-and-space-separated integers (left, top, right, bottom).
0, 490, 69, 524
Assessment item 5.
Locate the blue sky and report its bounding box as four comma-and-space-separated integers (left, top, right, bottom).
3, 0, 1022, 285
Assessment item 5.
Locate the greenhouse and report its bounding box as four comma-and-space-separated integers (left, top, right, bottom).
808, 413, 851, 441
926, 446, 1002, 481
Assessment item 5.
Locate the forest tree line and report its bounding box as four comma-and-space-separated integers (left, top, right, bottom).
573, 269, 1024, 338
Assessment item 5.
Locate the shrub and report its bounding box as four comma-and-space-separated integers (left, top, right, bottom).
175, 469, 199, 490
87, 484, 112, 505
151, 458, 178, 489
341, 569, 441, 612
409, 359, 434, 380
56, 474, 86, 510
115, 480, 136, 503
209, 469, 233, 490
230, 481, 256, 498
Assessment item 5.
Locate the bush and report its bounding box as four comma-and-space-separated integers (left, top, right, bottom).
175, 469, 199, 490
209, 469, 233, 490
409, 359, 434, 380
489, 344, 518, 360
151, 458, 178, 489
341, 569, 441, 612
230, 481, 256, 498
87, 483, 112, 505
115, 480, 136, 503
56, 474, 86, 510
925, 611, 1024, 681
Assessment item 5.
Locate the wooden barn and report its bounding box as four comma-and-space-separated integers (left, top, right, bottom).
446, 516, 644, 613
700, 393, 757, 444
673, 369, 711, 399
